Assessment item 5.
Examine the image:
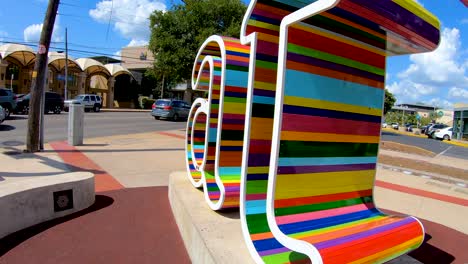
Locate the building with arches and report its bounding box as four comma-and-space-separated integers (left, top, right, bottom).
0, 43, 133, 108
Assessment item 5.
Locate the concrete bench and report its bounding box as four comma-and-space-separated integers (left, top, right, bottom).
0, 172, 95, 239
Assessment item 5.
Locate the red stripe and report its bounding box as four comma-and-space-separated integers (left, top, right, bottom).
50, 141, 124, 192
375, 180, 468, 206
275, 189, 373, 208
281, 114, 381, 136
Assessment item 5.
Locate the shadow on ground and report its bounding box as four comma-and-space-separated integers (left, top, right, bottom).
0, 125, 15, 131
0, 195, 114, 256
409, 234, 455, 264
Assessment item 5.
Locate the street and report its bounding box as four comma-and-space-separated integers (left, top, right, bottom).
381, 131, 468, 160
1, 113, 467, 160
0, 112, 186, 147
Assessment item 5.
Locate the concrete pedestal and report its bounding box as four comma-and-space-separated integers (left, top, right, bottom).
68, 103, 84, 146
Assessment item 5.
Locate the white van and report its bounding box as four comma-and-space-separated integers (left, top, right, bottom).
64, 94, 102, 112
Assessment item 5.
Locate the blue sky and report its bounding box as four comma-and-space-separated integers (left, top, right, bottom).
0, 0, 467, 109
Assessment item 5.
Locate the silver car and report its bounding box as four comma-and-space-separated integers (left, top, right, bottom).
0, 105, 6, 124
151, 99, 190, 121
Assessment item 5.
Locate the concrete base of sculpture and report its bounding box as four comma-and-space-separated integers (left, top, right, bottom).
169, 171, 422, 264
0, 172, 95, 239
169, 171, 254, 264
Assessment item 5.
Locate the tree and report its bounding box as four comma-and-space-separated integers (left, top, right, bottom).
384, 89, 396, 115
148, 0, 246, 87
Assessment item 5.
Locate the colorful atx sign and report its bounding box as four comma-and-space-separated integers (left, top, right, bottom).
185, 0, 440, 263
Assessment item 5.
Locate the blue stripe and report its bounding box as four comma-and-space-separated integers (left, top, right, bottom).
253, 95, 276, 104
253, 238, 284, 252
278, 156, 378, 166
283, 105, 382, 123
209, 128, 217, 141
285, 69, 384, 109
226, 70, 248, 88
246, 200, 267, 214
218, 167, 241, 175
226, 50, 250, 58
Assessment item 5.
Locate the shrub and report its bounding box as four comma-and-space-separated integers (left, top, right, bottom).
144, 98, 156, 109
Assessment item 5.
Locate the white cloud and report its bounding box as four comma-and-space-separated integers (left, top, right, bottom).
89, 0, 165, 45
424, 98, 454, 110
387, 27, 468, 104
113, 50, 121, 60
0, 30, 7, 41
23, 19, 63, 43
448, 87, 468, 99
127, 39, 148, 47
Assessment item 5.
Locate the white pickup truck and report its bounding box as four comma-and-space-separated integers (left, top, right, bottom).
64, 94, 102, 112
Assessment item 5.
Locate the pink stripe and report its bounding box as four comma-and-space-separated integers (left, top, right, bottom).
276, 203, 375, 225
282, 113, 381, 136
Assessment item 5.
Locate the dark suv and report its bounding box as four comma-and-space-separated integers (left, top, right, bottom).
15, 92, 64, 115
0, 88, 17, 118
151, 99, 190, 121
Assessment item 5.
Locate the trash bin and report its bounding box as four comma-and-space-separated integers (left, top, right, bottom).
68, 103, 84, 146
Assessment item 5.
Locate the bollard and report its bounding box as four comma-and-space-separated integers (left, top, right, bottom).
68, 103, 84, 146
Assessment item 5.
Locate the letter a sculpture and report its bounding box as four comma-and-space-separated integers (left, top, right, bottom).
185, 0, 440, 263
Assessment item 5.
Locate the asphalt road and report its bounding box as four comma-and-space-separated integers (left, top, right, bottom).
381, 131, 468, 160
1, 113, 466, 160
0, 112, 186, 147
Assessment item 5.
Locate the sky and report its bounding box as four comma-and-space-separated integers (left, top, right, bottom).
0, 0, 467, 109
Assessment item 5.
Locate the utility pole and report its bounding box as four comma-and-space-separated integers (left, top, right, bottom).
26, 0, 60, 153
64, 27, 68, 100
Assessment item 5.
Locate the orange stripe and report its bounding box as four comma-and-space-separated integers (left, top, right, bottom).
375, 180, 468, 206
157, 131, 185, 140
50, 141, 124, 192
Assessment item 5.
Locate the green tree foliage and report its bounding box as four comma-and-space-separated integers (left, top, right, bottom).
148, 0, 247, 86
384, 89, 396, 115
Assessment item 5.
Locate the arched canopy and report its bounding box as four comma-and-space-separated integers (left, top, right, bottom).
48, 52, 80, 72
75, 58, 110, 77
104, 63, 133, 78
0, 44, 36, 66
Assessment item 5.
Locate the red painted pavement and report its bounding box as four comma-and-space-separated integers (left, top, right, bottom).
0, 187, 191, 264
375, 180, 468, 206
157, 131, 185, 140
50, 141, 124, 192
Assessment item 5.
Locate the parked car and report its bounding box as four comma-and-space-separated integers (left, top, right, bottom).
0, 87, 17, 118
64, 94, 102, 112
433, 127, 453, 141
0, 105, 6, 124
15, 92, 64, 114
391, 123, 399, 129
382, 122, 388, 128
405, 123, 416, 132
151, 99, 190, 121
420, 124, 432, 134
426, 123, 448, 138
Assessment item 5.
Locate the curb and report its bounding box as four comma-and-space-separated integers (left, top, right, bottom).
101, 109, 151, 113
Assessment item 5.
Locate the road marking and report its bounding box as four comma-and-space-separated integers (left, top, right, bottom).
436, 146, 453, 157
157, 132, 185, 140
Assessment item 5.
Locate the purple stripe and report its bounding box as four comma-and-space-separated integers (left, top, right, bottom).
287, 52, 384, 83
248, 154, 271, 166
277, 163, 376, 174
349, 0, 439, 45
258, 246, 291, 257
253, 89, 275, 97
226, 59, 249, 68
315, 217, 417, 249
224, 186, 240, 191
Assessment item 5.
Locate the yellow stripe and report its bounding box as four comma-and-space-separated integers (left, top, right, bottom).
257, 33, 279, 44
294, 21, 386, 57
392, 0, 439, 28
223, 102, 247, 114
350, 236, 423, 264
247, 166, 270, 174
226, 46, 250, 53
254, 81, 276, 91
248, 20, 280, 31
284, 96, 382, 116
281, 131, 380, 143
276, 170, 375, 199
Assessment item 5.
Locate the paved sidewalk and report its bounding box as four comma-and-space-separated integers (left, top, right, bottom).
1, 130, 467, 263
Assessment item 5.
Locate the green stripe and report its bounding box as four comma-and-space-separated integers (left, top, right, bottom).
223, 96, 246, 103
256, 60, 278, 70
227, 64, 249, 72
261, 251, 308, 263
246, 180, 268, 194
288, 43, 385, 76
246, 213, 270, 233
275, 196, 372, 216
279, 141, 378, 157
